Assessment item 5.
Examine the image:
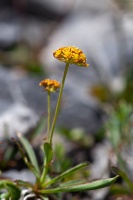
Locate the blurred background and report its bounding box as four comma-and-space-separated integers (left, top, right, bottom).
0, 0, 132, 137
0, 0, 133, 199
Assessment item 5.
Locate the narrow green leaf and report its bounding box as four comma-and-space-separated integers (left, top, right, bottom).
40, 142, 53, 183
60, 179, 86, 187
12, 137, 39, 179
42, 162, 89, 187
39, 176, 119, 194
15, 180, 33, 188
17, 132, 40, 175
43, 142, 53, 164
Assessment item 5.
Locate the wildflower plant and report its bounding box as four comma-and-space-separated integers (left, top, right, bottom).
105, 102, 133, 197
0, 46, 118, 200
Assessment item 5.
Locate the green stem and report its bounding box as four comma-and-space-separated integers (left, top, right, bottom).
40, 160, 48, 184
47, 91, 51, 141
49, 63, 70, 144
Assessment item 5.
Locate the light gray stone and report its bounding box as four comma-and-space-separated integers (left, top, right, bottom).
0, 103, 38, 139
0, 67, 39, 139
2, 169, 35, 183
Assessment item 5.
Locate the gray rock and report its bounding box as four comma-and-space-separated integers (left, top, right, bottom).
0, 15, 53, 49
57, 95, 104, 133
0, 67, 39, 139
0, 5, 62, 49
2, 169, 35, 183
0, 10, 21, 49
0, 103, 38, 139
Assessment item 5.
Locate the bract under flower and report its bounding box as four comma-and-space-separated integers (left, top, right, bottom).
53, 46, 89, 67
39, 79, 60, 93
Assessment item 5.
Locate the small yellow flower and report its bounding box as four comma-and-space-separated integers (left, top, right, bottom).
53, 46, 89, 67
39, 79, 60, 92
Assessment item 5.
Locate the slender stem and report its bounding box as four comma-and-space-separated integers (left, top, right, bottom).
40, 92, 51, 184
49, 63, 70, 144
40, 160, 48, 184
47, 91, 51, 141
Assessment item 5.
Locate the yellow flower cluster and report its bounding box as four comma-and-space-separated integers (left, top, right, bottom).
39, 79, 60, 92
53, 46, 89, 67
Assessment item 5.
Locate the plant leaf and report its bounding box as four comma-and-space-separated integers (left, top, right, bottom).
12, 137, 39, 179
5, 182, 21, 200
0, 180, 21, 200
40, 142, 53, 184
17, 132, 40, 175
43, 142, 53, 164
39, 175, 119, 194
42, 162, 89, 187
60, 179, 86, 187
15, 180, 33, 188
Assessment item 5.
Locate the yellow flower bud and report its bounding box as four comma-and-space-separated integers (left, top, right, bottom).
39, 79, 60, 93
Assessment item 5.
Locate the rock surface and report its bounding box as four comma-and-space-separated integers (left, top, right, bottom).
0, 66, 51, 139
